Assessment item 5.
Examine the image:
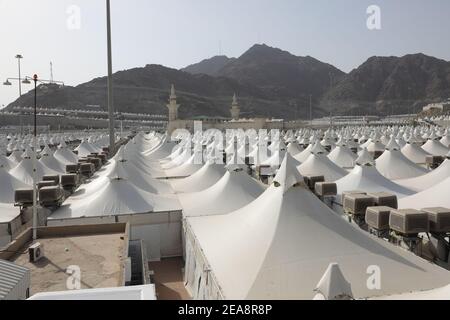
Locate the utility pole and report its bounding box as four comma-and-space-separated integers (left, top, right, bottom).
106, 0, 115, 155
309, 94, 312, 125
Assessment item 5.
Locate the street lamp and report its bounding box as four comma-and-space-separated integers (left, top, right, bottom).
9, 74, 64, 241
15, 54, 23, 97
106, 0, 115, 155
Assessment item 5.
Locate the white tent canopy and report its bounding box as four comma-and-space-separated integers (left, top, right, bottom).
179, 169, 266, 217
395, 158, 450, 192
399, 176, 450, 209
334, 164, 415, 202
185, 154, 450, 299
170, 162, 227, 194
50, 177, 181, 219
0, 166, 30, 203
376, 149, 428, 180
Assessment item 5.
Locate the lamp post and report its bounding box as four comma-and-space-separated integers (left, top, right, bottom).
32, 74, 38, 241
106, 0, 115, 155
5, 75, 64, 241
15, 54, 23, 96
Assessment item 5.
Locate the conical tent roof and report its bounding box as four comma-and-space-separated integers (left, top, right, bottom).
54, 147, 78, 165
39, 153, 66, 173
178, 169, 266, 217
401, 142, 430, 164
186, 154, 450, 299
170, 161, 227, 193
376, 149, 428, 180
107, 159, 174, 194
421, 139, 449, 156
10, 157, 59, 185
0, 155, 15, 171
0, 166, 30, 203
50, 177, 181, 219
314, 263, 353, 300
395, 158, 450, 192
164, 153, 203, 178
8, 150, 23, 164
75, 140, 101, 157
399, 176, 450, 209
286, 142, 303, 156
334, 165, 415, 202
298, 153, 347, 181
328, 145, 357, 169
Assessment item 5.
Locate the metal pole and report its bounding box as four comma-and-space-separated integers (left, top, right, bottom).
32, 75, 38, 241
17, 55, 22, 97
309, 94, 312, 125
106, 0, 115, 155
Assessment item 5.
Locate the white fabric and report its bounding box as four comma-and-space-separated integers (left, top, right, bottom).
170, 162, 227, 193
376, 150, 429, 180
186, 183, 450, 299
335, 165, 415, 202
179, 170, 266, 217
395, 159, 450, 192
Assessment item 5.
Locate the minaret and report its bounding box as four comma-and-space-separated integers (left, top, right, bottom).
167, 84, 180, 122
230, 93, 240, 120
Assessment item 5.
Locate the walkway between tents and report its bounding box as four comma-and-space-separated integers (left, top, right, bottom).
148, 257, 191, 300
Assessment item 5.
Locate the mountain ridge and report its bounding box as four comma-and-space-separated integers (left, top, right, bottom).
6, 44, 450, 119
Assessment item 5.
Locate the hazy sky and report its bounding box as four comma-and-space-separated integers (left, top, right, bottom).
1, 0, 449, 107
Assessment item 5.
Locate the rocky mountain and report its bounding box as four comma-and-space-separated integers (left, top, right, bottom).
181, 55, 235, 76
6, 45, 450, 119
320, 53, 450, 115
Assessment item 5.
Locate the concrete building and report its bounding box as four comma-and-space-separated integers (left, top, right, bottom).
0, 223, 152, 297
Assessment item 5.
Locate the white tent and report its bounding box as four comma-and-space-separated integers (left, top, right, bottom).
422, 138, 450, 156
51, 177, 181, 219
185, 154, 450, 299
399, 176, 450, 209
395, 157, 450, 192
376, 149, 428, 180
53, 146, 78, 165
0, 166, 30, 203
8, 150, 23, 164
401, 143, 431, 164
0, 155, 15, 171
371, 284, 450, 300
75, 140, 102, 157
10, 157, 59, 185
178, 169, 266, 217
39, 153, 67, 173
334, 165, 415, 202
164, 153, 203, 179
298, 153, 348, 182
107, 159, 175, 194
327, 145, 357, 169
170, 162, 226, 193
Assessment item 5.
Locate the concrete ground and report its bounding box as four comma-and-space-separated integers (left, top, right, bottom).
12, 233, 125, 296
148, 257, 191, 300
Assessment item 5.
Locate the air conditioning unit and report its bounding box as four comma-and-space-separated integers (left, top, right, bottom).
66, 164, 79, 174
39, 186, 63, 207
343, 194, 375, 216
422, 207, 450, 234
314, 182, 337, 197
365, 206, 392, 231
303, 175, 325, 190
29, 242, 44, 263
61, 174, 79, 191
43, 175, 60, 185
340, 190, 366, 205
389, 209, 429, 236
367, 192, 398, 209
